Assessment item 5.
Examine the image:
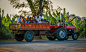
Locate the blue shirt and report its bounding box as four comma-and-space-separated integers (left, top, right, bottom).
17, 18, 22, 23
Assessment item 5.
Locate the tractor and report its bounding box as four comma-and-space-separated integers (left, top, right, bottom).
9, 22, 78, 42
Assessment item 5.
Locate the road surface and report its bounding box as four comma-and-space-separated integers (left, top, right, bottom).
0, 39, 86, 52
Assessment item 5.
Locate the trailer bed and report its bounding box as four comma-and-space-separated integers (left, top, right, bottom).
9, 23, 50, 30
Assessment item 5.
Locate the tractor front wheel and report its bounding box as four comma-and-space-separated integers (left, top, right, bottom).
72, 32, 78, 40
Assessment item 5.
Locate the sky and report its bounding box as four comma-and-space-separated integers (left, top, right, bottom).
0, 0, 86, 17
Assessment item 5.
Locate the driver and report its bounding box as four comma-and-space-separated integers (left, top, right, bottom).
57, 20, 61, 26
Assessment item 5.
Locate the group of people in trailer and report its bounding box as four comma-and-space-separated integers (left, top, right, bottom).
17, 14, 47, 23
17, 14, 63, 26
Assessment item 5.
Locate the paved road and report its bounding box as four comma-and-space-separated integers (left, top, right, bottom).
0, 39, 86, 52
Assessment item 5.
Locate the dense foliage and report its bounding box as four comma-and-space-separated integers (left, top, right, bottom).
0, 14, 15, 40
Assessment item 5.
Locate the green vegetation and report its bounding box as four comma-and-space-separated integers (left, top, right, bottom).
0, 14, 15, 40
43, 8, 86, 38
0, 7, 86, 40
0, 0, 86, 40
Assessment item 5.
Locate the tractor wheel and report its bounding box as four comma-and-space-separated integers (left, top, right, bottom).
65, 36, 69, 40
55, 27, 67, 41
15, 34, 24, 41
24, 30, 34, 42
46, 30, 56, 40
72, 32, 78, 40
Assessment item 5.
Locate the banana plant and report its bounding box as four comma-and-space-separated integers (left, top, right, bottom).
2, 14, 16, 32
43, 12, 49, 20
49, 11, 56, 24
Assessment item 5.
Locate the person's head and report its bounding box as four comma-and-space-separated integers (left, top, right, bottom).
59, 20, 61, 22
32, 16, 35, 19
22, 17, 24, 19
30, 17, 32, 19
37, 16, 39, 18
20, 15, 22, 18
40, 14, 42, 16
33, 14, 35, 17
27, 16, 29, 19
38, 14, 40, 16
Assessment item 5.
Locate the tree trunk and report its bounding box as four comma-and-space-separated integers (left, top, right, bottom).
39, 0, 43, 15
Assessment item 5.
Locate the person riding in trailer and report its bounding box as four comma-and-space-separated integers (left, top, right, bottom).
17, 15, 22, 23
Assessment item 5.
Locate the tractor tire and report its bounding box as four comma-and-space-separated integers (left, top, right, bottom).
46, 30, 56, 40
55, 27, 67, 41
72, 32, 78, 40
15, 34, 24, 41
24, 30, 34, 42
65, 36, 69, 40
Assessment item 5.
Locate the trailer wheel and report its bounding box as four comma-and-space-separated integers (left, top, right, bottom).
72, 32, 78, 40
55, 27, 67, 41
46, 30, 56, 40
24, 30, 34, 42
15, 34, 24, 41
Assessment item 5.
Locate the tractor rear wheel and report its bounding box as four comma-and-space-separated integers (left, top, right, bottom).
72, 32, 78, 40
55, 27, 67, 41
24, 30, 34, 42
15, 34, 24, 41
46, 30, 56, 40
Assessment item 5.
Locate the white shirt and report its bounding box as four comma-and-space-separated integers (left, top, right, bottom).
37, 16, 44, 23
39, 16, 44, 20
17, 18, 22, 23
37, 18, 42, 23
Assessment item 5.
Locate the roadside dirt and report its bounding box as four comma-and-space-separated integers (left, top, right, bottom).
0, 42, 86, 52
